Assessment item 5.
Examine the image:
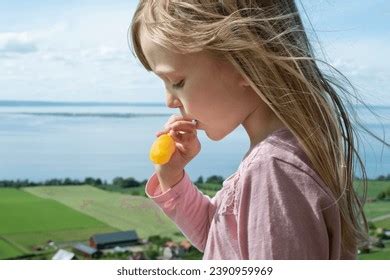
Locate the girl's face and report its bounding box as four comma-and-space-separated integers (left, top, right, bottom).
139, 25, 278, 142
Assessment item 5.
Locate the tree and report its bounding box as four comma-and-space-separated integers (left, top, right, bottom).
113, 177, 124, 187
196, 176, 204, 184
45, 179, 62, 186
140, 179, 148, 185
144, 244, 160, 260
84, 177, 98, 186
94, 178, 102, 186
377, 175, 386, 181
206, 175, 224, 184
121, 177, 140, 188
64, 178, 73, 185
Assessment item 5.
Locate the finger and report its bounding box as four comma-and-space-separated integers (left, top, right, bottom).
166, 114, 185, 126
165, 115, 194, 129
161, 121, 196, 136
169, 129, 197, 145
170, 121, 197, 133
155, 131, 166, 137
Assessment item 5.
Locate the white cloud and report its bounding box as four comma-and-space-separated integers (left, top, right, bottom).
0, 32, 38, 53
1, 1, 386, 105
317, 37, 390, 105
0, 23, 67, 54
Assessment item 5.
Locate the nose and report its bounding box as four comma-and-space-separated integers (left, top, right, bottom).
165, 91, 182, 109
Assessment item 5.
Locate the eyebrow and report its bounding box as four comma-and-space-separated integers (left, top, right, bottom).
154, 68, 184, 81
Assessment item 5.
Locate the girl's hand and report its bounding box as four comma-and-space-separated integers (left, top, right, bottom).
153, 114, 201, 186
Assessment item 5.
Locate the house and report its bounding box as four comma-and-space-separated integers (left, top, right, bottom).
52, 249, 76, 260
89, 230, 140, 250
73, 243, 101, 259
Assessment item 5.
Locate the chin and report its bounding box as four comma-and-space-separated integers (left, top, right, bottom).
205, 130, 227, 141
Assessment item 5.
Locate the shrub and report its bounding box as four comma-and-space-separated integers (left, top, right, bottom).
206, 175, 224, 184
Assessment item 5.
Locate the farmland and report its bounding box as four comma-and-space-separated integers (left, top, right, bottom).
0, 186, 184, 259
0, 178, 389, 259
0, 188, 118, 259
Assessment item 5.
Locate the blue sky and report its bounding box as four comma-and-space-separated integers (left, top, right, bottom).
0, 0, 389, 105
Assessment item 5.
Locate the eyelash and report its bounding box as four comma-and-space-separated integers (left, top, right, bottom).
172, 80, 184, 89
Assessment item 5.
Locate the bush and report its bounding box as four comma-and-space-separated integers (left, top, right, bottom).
84, 177, 102, 186
113, 177, 124, 187
121, 178, 140, 188
377, 191, 386, 200
206, 175, 224, 184
113, 177, 140, 188
368, 221, 377, 230
373, 240, 385, 248
144, 244, 160, 260
376, 175, 386, 181
147, 235, 172, 247
131, 191, 140, 196
386, 187, 390, 198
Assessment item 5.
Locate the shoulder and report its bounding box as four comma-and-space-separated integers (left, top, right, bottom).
238, 128, 337, 210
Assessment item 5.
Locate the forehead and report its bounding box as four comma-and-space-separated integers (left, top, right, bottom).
139, 24, 186, 73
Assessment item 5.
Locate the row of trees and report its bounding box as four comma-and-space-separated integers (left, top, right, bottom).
1, 173, 389, 189
0, 177, 143, 188
0, 175, 227, 188
376, 174, 390, 181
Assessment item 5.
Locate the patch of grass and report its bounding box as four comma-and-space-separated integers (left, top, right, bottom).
363, 201, 390, 220
0, 238, 24, 259
358, 241, 390, 260
22, 186, 186, 243
354, 180, 390, 200
0, 189, 109, 235
374, 218, 390, 229
0, 188, 117, 259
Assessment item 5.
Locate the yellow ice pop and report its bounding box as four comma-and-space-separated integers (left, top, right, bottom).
149, 133, 176, 164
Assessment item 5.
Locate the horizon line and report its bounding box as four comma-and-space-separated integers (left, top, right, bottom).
0, 99, 166, 106
0, 99, 387, 108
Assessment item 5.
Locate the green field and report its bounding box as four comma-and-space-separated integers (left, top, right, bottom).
355, 179, 390, 200
358, 241, 390, 260
373, 217, 390, 229
0, 238, 23, 259
0, 178, 389, 260
364, 201, 390, 220
22, 185, 184, 242
0, 188, 118, 259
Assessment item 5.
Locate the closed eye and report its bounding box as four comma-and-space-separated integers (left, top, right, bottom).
172, 80, 185, 89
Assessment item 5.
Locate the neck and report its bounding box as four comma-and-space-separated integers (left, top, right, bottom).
241, 101, 286, 161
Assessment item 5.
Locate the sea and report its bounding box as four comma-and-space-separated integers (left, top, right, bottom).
0, 100, 389, 183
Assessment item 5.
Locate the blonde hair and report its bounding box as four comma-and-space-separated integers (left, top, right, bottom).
129, 0, 389, 256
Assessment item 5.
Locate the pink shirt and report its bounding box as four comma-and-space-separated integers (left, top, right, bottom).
145, 127, 357, 259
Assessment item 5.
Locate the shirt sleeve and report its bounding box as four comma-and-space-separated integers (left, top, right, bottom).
145, 169, 221, 252
237, 156, 341, 259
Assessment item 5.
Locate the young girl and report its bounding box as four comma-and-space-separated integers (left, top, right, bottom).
128, 0, 382, 259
